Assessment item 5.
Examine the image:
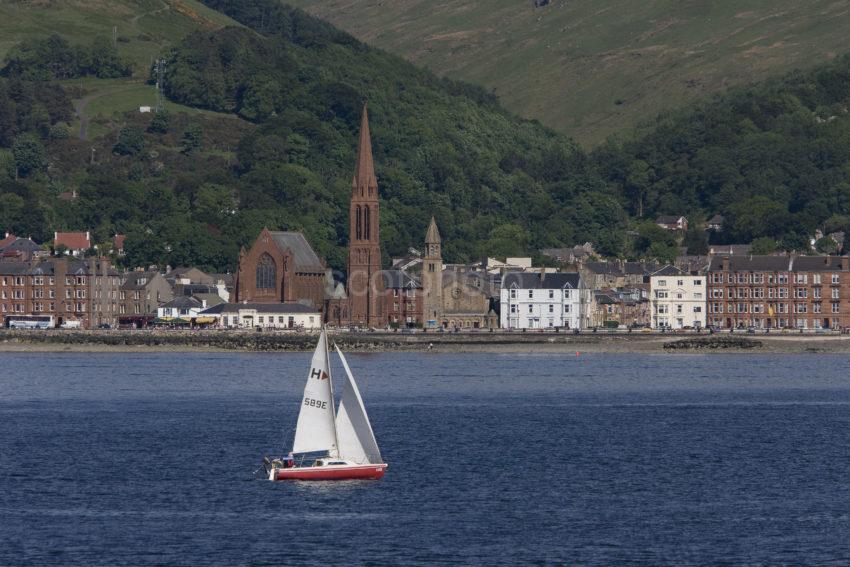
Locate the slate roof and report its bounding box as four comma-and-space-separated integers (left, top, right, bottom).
651, 265, 684, 277
381, 270, 421, 289
502, 271, 581, 289
269, 231, 324, 270
193, 293, 224, 308
656, 215, 685, 224
121, 271, 162, 290
792, 256, 848, 272
200, 302, 319, 315
161, 296, 204, 309
0, 262, 30, 275
708, 256, 790, 272
0, 237, 41, 253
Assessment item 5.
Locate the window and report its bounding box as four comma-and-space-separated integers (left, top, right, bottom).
564, 305, 570, 313
753, 289, 764, 299
510, 305, 517, 314
778, 288, 789, 299
548, 304, 554, 313
814, 288, 821, 299
711, 289, 723, 299
677, 280, 683, 286
676, 305, 683, 314
528, 305, 533, 313
832, 289, 840, 299
548, 290, 554, 299
778, 274, 788, 284
258, 316, 264, 324
694, 279, 702, 286
795, 274, 807, 284
256, 253, 276, 290
795, 289, 807, 299
833, 303, 840, 313
832, 274, 840, 284
813, 303, 821, 313
278, 316, 285, 323
509, 289, 516, 299
564, 290, 571, 300
528, 290, 533, 299
658, 280, 667, 287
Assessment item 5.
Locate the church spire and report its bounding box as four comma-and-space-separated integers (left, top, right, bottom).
352, 103, 377, 191
425, 216, 441, 244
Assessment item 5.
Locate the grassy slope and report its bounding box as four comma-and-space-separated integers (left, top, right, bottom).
287, 0, 850, 145
0, 0, 242, 136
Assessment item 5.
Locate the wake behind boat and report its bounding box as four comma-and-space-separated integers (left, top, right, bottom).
264, 329, 387, 481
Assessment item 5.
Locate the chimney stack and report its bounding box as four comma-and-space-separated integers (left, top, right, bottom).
842, 256, 849, 271
722, 256, 730, 272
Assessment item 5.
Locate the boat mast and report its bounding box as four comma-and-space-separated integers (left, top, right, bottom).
325, 327, 341, 458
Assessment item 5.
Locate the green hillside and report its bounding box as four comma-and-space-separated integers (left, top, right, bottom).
287, 0, 850, 145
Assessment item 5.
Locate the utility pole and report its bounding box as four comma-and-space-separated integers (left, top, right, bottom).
154, 59, 166, 112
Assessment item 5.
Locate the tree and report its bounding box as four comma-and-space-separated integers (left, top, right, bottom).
482, 224, 530, 258
683, 227, 708, 255
182, 123, 203, 154
113, 126, 145, 155
816, 236, 838, 254
147, 110, 170, 134
750, 237, 777, 255
11, 134, 45, 177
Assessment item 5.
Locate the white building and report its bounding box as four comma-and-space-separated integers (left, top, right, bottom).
200, 302, 320, 330
500, 272, 590, 329
157, 296, 206, 320
649, 266, 706, 329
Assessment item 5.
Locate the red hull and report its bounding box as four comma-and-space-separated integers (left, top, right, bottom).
272, 463, 387, 481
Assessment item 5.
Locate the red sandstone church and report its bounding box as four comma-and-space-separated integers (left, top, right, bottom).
234, 105, 385, 327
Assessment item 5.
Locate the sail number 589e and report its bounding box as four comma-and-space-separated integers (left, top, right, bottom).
304, 398, 327, 409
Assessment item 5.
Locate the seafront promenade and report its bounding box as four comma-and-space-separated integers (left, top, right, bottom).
2, 328, 850, 354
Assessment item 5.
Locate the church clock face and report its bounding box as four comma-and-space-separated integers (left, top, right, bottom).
451, 287, 461, 299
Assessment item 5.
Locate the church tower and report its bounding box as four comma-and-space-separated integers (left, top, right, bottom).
422, 216, 443, 328
347, 104, 384, 327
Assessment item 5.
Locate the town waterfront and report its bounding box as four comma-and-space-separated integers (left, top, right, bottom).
3, 352, 850, 564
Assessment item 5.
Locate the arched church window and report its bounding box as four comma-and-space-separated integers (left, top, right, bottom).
364, 206, 371, 240
256, 253, 276, 289
356, 206, 362, 240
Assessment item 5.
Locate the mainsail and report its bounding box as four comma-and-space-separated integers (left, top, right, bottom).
334, 345, 382, 464
291, 330, 338, 456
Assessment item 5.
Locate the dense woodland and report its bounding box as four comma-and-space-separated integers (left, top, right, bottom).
2, 0, 850, 271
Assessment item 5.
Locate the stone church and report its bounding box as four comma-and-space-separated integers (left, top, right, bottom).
234, 105, 385, 327
420, 217, 498, 330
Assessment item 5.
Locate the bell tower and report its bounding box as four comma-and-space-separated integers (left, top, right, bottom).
422, 217, 443, 328
347, 104, 384, 327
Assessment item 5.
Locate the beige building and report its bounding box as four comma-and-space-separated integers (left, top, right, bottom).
650, 266, 706, 329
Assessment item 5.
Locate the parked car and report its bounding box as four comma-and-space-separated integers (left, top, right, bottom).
97, 323, 112, 330
59, 320, 81, 329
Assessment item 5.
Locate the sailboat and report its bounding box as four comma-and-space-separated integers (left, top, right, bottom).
265, 328, 387, 481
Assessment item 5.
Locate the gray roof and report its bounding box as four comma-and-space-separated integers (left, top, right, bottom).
121, 271, 163, 290
162, 296, 204, 309
193, 293, 224, 307
708, 256, 790, 272
656, 215, 685, 224
651, 265, 684, 277
381, 270, 421, 289
0, 237, 41, 253
270, 231, 324, 270
0, 262, 30, 275
502, 271, 581, 289
791, 256, 848, 272
200, 302, 319, 315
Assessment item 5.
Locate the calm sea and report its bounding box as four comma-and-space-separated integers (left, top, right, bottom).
2, 352, 850, 565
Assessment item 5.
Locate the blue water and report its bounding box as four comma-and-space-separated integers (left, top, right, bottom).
2, 352, 850, 565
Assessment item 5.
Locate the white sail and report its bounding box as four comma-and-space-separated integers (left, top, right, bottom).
292, 330, 338, 456
334, 345, 382, 464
